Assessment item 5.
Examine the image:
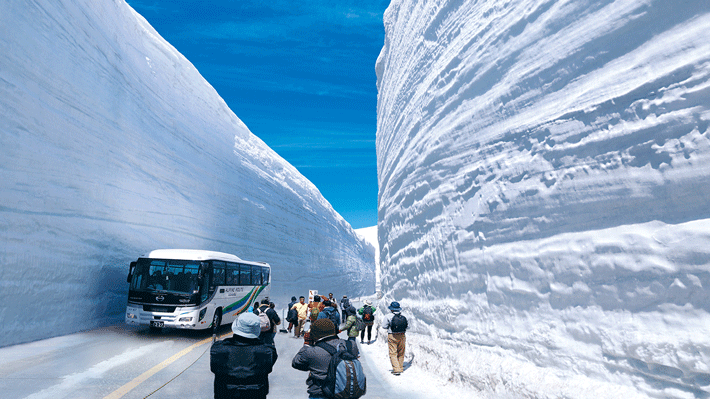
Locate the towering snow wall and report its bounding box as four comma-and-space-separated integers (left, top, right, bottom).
0, 0, 374, 348
376, 0, 710, 397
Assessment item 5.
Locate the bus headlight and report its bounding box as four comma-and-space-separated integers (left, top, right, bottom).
179, 317, 193, 322
199, 308, 207, 321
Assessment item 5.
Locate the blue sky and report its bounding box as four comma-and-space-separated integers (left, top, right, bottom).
126, 0, 389, 229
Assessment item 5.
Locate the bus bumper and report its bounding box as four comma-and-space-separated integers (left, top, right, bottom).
125, 305, 204, 329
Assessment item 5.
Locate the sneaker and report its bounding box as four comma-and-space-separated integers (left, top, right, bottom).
360, 341, 364, 344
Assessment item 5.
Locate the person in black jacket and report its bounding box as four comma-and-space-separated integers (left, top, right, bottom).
210, 312, 278, 399
340, 295, 350, 323
287, 296, 298, 333
254, 298, 281, 345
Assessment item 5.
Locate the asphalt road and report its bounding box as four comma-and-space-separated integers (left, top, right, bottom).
0, 322, 421, 399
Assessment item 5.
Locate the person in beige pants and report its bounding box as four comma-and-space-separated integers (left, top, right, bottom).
382, 301, 408, 375
291, 296, 309, 338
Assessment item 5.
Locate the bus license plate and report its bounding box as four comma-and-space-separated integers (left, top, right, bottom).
150, 321, 164, 328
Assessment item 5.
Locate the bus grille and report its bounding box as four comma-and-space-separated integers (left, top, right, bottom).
143, 305, 176, 313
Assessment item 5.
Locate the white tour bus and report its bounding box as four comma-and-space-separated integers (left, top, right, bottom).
125, 249, 271, 333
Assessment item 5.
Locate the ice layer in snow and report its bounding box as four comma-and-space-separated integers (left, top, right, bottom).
0, 0, 374, 348
375, 0, 710, 397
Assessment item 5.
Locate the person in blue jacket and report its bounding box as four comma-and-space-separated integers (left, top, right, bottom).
317, 300, 341, 331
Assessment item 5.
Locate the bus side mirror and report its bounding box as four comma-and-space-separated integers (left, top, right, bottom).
127, 261, 136, 283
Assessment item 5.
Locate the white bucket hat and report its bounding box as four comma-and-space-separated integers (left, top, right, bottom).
232, 312, 261, 339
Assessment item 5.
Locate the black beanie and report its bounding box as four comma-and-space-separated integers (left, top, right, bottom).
310, 319, 336, 342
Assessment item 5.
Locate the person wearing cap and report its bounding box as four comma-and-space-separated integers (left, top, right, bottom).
210, 312, 278, 399
357, 300, 377, 344
382, 301, 408, 375
292, 318, 359, 398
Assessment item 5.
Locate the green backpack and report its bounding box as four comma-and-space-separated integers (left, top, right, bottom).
310, 307, 320, 321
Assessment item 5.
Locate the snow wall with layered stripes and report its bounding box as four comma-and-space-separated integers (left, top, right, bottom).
375, 0, 710, 397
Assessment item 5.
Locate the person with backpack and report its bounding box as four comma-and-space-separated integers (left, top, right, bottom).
292, 296, 309, 338
382, 301, 408, 375
211, 312, 278, 399
357, 300, 376, 344
340, 295, 350, 323
253, 298, 280, 345
341, 305, 360, 343
292, 318, 365, 399
287, 296, 298, 333
317, 300, 341, 331
308, 295, 325, 322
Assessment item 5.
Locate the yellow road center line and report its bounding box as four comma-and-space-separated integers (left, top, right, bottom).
103, 331, 231, 399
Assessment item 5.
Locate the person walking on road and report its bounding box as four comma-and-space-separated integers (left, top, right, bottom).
254, 298, 280, 345
291, 318, 359, 398
358, 300, 376, 344
308, 295, 325, 322
210, 312, 278, 399
317, 300, 341, 332
291, 296, 309, 338
342, 305, 359, 343
382, 301, 408, 375
340, 295, 350, 323
287, 296, 298, 333
327, 293, 338, 312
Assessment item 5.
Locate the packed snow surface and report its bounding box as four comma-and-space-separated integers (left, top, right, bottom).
375, 0, 710, 397
0, 0, 374, 348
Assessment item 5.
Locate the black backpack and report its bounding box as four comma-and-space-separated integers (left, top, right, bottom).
316, 340, 366, 399
390, 313, 408, 333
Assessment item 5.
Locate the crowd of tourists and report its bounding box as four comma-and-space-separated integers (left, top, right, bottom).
210, 293, 409, 399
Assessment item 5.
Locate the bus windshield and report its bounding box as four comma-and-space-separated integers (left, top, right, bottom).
130, 258, 201, 294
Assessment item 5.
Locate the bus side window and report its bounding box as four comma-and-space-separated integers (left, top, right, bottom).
213, 263, 226, 286
262, 267, 269, 284
252, 265, 262, 285
225, 263, 238, 285
239, 264, 251, 286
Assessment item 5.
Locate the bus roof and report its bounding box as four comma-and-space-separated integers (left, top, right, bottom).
140, 249, 244, 262
140, 249, 269, 266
